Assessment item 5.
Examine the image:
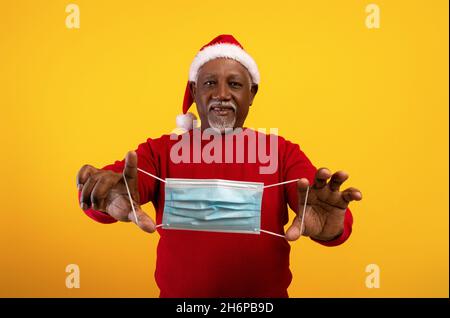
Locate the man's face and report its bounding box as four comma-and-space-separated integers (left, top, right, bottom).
191, 58, 258, 132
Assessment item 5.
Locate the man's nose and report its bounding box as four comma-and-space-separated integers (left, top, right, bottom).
212, 81, 231, 100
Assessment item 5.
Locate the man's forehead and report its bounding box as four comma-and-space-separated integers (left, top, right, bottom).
200, 71, 247, 78
197, 58, 251, 78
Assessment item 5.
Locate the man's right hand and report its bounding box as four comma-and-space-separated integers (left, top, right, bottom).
76, 151, 156, 233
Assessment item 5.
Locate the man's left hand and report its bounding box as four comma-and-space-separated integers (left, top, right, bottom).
285, 168, 362, 241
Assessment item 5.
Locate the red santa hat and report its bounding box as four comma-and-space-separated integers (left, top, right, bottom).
176, 34, 260, 130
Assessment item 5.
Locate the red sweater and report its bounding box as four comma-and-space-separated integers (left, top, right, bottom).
81, 129, 353, 297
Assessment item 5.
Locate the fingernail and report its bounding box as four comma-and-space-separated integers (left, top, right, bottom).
77, 184, 82, 191
80, 202, 88, 210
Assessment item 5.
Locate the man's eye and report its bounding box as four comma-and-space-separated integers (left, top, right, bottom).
230, 82, 242, 88
204, 81, 216, 86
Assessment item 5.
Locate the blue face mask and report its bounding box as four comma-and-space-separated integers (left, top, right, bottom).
123, 168, 307, 238
162, 178, 264, 234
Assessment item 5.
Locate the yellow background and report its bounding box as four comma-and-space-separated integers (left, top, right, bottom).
0, 0, 448, 297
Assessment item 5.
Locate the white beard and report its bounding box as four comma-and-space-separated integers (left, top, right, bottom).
207, 100, 237, 132
208, 114, 236, 132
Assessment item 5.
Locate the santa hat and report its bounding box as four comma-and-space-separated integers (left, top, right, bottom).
176, 34, 260, 130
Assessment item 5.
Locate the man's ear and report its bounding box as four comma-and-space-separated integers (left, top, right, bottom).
249, 84, 258, 106
189, 81, 197, 100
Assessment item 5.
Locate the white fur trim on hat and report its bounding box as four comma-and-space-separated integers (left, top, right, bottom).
176, 112, 198, 130
189, 43, 260, 84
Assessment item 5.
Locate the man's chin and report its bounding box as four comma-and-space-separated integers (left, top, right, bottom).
207, 116, 236, 133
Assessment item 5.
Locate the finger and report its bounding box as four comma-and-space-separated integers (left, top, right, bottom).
128, 208, 156, 233
90, 176, 119, 211
80, 176, 98, 211
297, 178, 310, 191
123, 151, 138, 180
76, 165, 98, 191
341, 187, 363, 204
285, 217, 302, 241
313, 168, 331, 189
297, 178, 310, 204
328, 171, 349, 192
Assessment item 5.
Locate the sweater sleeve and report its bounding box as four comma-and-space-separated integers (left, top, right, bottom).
79, 138, 161, 224
283, 139, 353, 247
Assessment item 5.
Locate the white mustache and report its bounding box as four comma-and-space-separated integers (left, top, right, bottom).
207, 101, 237, 112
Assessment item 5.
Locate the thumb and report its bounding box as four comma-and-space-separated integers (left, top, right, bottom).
297, 178, 310, 203
123, 151, 139, 198
128, 208, 157, 233
285, 216, 302, 241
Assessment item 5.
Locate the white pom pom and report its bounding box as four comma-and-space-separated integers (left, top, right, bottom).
176, 112, 197, 130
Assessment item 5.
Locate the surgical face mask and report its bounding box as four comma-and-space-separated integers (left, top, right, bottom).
163, 178, 263, 234
123, 168, 310, 239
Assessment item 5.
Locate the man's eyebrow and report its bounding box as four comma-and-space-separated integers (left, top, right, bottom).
200, 73, 217, 78
198, 72, 249, 83
228, 73, 246, 79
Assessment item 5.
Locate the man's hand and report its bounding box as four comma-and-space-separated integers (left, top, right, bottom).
285, 168, 362, 241
76, 151, 156, 233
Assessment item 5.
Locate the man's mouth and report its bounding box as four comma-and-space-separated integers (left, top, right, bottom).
207, 101, 237, 130
208, 102, 237, 117
210, 105, 235, 116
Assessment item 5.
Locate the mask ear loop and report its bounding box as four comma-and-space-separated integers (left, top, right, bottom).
261, 179, 310, 239
122, 168, 166, 228
137, 168, 166, 183
122, 171, 140, 227
259, 229, 286, 238
299, 185, 310, 237
263, 179, 300, 189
